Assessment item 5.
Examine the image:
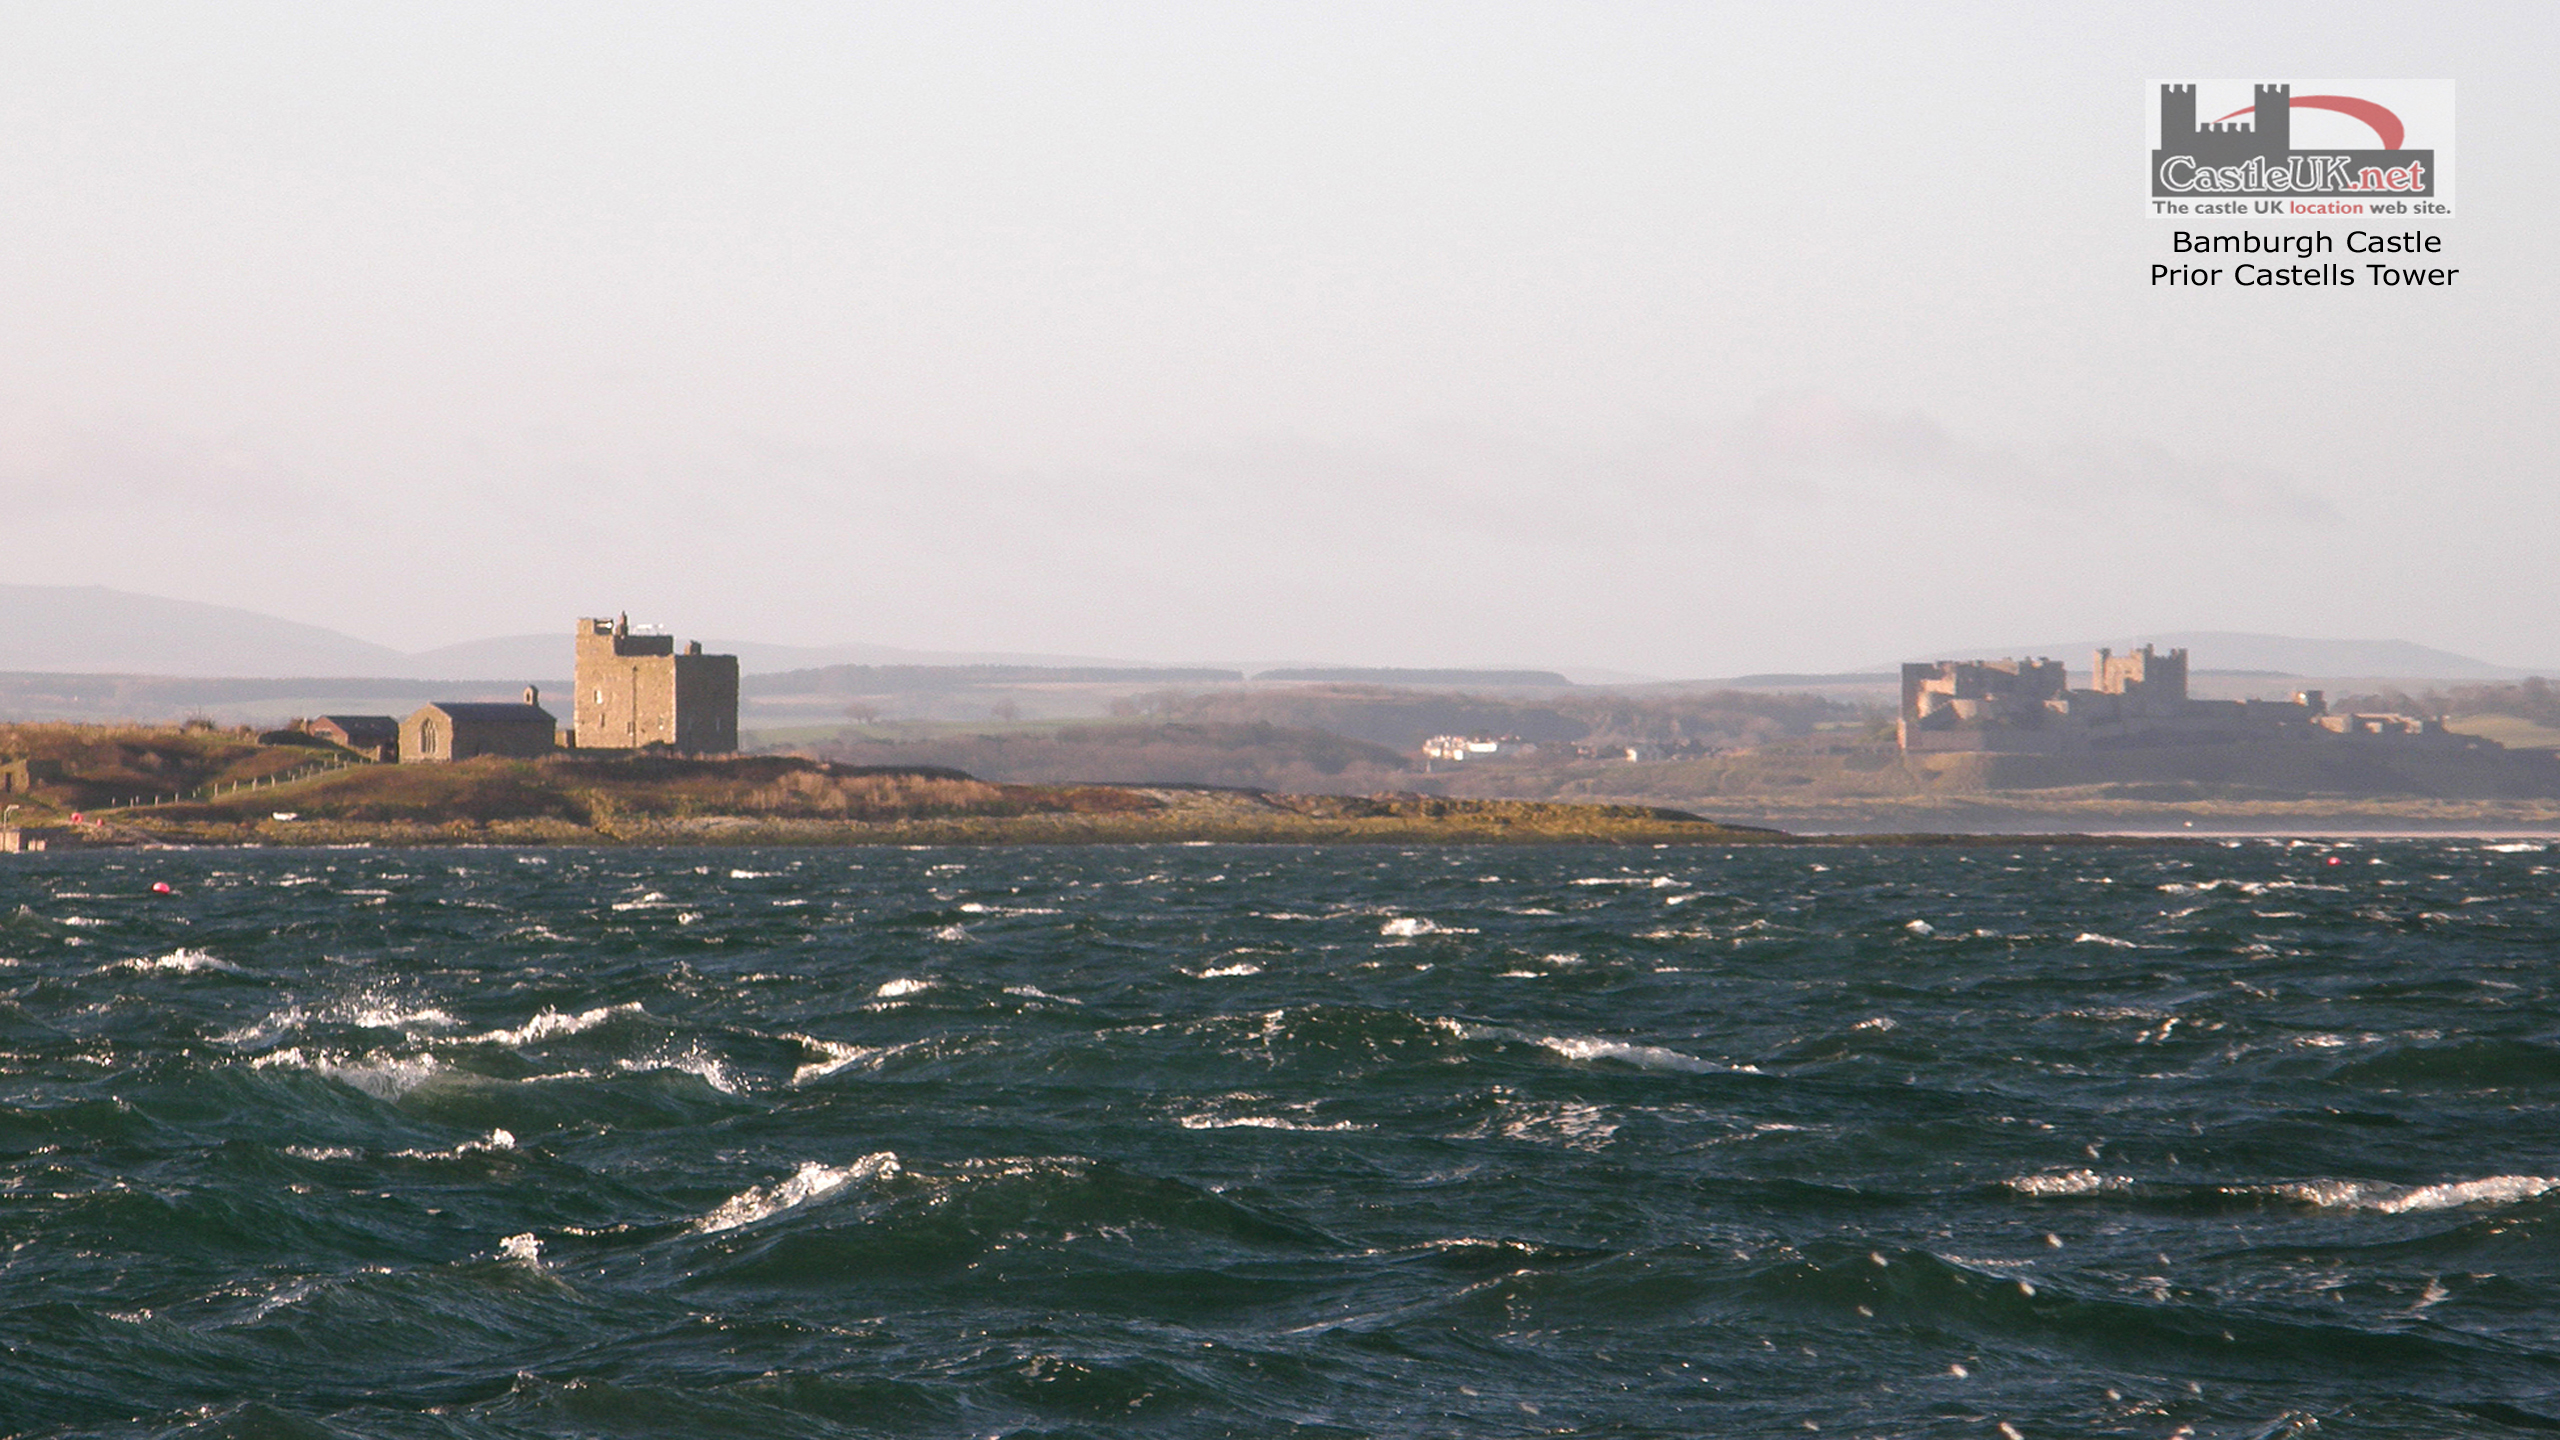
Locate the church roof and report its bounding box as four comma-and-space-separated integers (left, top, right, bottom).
413, 702, 555, 723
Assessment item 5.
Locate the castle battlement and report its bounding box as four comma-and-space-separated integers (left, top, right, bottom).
2158, 81, 2288, 164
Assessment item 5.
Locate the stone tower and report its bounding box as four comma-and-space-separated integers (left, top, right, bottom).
2091, 644, 2190, 707
572, 614, 740, 753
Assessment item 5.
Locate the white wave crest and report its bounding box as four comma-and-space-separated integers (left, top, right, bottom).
619, 1045, 742, 1095
341, 999, 459, 1032
2003, 1169, 2131, 1197
216, 995, 457, 1049
117, 947, 239, 974
695, 1152, 900, 1233
1177, 1113, 1369, 1132
2158, 878, 2346, 898
1002, 984, 1081, 1004
1439, 1015, 1737, 1073
875, 977, 932, 998
787, 1036, 876, 1085
1534, 1034, 1724, 1074
2073, 932, 2138, 948
466, 1002, 645, 1048
1194, 963, 1261, 978
2264, 1175, 2559, 1214
252, 1048, 443, 1101
499, 1232, 542, 1268
1498, 1100, 1619, 1150
391, 1128, 516, 1159
218, 1007, 308, 1048
1380, 917, 1477, 937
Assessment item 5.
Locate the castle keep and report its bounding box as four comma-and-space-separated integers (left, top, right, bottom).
573, 616, 739, 753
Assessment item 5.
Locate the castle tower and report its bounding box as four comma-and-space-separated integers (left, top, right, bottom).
572, 616, 739, 753
2252, 83, 2290, 154
2159, 83, 2196, 142
2092, 645, 2190, 706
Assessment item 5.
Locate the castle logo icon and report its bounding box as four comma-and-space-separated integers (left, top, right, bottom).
2148, 80, 2453, 218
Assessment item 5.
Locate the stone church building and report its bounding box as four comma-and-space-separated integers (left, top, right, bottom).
400, 691, 559, 762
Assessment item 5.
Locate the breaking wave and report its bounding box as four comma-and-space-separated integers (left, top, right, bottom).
114, 947, 240, 974
2261, 1175, 2560, 1214
696, 1153, 902, 1233
250, 1048, 444, 1101
465, 1003, 646, 1048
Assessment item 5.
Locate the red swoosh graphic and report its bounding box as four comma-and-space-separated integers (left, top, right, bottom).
2211, 95, 2405, 150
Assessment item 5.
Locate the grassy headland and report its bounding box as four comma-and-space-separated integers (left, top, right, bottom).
0, 726, 1782, 846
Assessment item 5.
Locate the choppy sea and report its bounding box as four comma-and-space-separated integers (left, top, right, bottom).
7, 840, 2560, 1437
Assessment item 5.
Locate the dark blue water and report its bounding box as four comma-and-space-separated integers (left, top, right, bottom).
6, 840, 2560, 1437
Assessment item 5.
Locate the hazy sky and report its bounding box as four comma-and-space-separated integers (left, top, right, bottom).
2, 2, 2551, 675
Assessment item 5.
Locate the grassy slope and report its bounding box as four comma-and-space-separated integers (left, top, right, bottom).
803, 721, 1418, 793
2445, 715, 2560, 751
0, 722, 354, 814
43, 751, 1777, 846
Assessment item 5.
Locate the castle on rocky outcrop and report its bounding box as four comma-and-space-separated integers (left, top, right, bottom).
573, 615, 739, 753
1899, 645, 2456, 755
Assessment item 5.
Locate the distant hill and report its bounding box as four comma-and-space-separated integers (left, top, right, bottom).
1251, 667, 1573, 687
0, 672, 568, 726
1895, 632, 2547, 681
0, 585, 407, 677
0, 586, 1223, 681
748, 664, 1246, 695
405, 633, 1200, 680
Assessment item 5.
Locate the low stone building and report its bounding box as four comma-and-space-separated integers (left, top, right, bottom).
400, 690, 559, 763
1422, 735, 1528, 762
305, 715, 399, 762
0, 758, 65, 794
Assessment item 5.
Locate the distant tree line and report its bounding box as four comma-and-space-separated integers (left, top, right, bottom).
749, 664, 1244, 696
2336, 677, 2560, 725
1115, 683, 1871, 752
